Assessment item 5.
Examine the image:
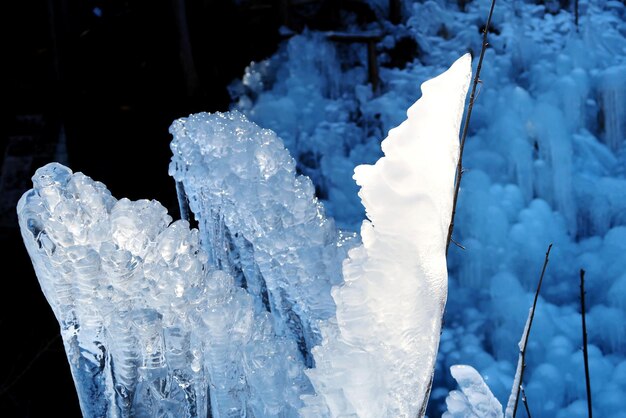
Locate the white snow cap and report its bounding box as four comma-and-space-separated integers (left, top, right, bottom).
303, 53, 472, 418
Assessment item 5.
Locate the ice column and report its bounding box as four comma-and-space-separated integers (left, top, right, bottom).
17, 163, 209, 417
302, 54, 472, 417
169, 111, 346, 367
18, 163, 309, 417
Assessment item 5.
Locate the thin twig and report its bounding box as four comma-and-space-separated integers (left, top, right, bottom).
446, 0, 497, 256
521, 385, 532, 418
580, 269, 593, 418
506, 244, 552, 418
450, 237, 466, 250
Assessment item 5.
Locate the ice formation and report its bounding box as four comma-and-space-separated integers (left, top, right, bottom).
18, 163, 309, 417
20, 48, 473, 416
169, 111, 352, 368
443, 365, 503, 418
301, 54, 472, 417
18, 0, 626, 416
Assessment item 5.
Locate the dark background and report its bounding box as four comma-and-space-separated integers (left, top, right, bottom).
1, 1, 285, 415
0, 1, 383, 416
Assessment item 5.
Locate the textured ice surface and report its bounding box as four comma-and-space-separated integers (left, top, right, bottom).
302, 54, 472, 418
443, 365, 503, 418
169, 111, 352, 368
18, 163, 309, 417
20, 58, 471, 416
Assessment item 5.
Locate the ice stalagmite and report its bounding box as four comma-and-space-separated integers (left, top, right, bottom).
17, 163, 309, 417
169, 111, 349, 369
17, 163, 208, 417
303, 54, 472, 417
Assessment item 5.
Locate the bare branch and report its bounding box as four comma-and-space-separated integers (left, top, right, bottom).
521, 385, 532, 418
506, 244, 552, 418
450, 237, 466, 250
446, 0, 497, 255
580, 269, 593, 418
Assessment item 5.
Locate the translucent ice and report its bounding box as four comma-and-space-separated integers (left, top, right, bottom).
18, 163, 308, 417
443, 365, 503, 418
169, 111, 348, 369
20, 53, 472, 416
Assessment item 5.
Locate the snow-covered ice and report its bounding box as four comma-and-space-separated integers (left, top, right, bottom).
302, 53, 471, 418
